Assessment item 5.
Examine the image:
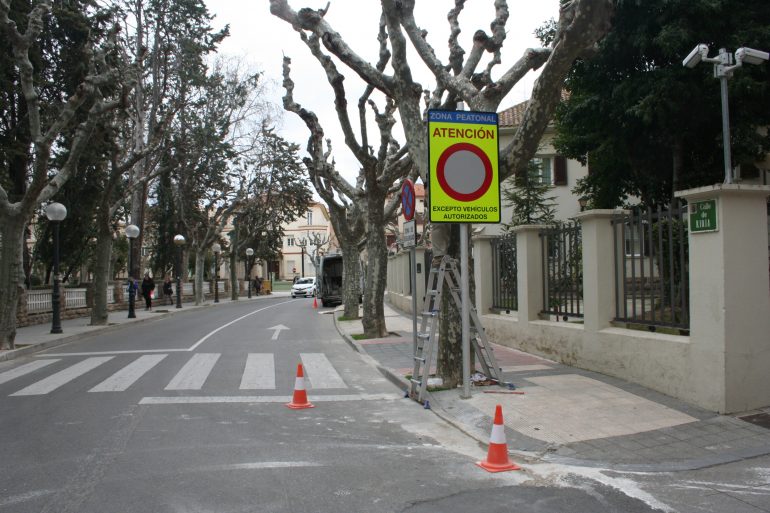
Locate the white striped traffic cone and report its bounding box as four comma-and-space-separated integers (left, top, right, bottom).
286, 363, 315, 409
476, 404, 521, 472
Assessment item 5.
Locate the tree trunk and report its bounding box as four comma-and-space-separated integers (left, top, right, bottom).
340, 242, 361, 319
90, 216, 113, 326
362, 202, 389, 338
194, 248, 205, 305
229, 251, 239, 300
0, 218, 26, 350
436, 223, 463, 387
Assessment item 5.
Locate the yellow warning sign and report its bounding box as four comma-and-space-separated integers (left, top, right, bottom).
428, 110, 500, 223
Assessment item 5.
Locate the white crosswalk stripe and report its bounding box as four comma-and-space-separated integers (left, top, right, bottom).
165, 353, 220, 390
3, 352, 350, 396
89, 354, 168, 392
0, 359, 60, 386
300, 353, 348, 389
240, 354, 275, 390
10, 357, 114, 396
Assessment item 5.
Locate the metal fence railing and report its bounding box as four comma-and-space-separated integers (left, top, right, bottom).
612, 203, 689, 331
491, 234, 517, 312
540, 221, 583, 319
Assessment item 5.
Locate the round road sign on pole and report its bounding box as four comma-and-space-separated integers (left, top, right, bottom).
401, 179, 416, 221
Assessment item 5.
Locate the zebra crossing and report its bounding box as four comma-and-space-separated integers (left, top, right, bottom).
0, 352, 349, 397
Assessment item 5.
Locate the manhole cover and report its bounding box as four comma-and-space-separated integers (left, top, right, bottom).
739, 413, 770, 429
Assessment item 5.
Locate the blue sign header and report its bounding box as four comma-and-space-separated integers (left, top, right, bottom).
428, 110, 498, 125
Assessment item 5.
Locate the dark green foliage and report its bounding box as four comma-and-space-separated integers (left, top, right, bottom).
554, 0, 770, 208
1, 1, 120, 285
502, 160, 557, 228
228, 127, 313, 262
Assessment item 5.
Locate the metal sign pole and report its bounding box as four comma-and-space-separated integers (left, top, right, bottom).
460, 223, 471, 399
411, 246, 418, 355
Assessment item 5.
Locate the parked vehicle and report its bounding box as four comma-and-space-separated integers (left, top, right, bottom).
291, 277, 317, 298
317, 255, 343, 307
317, 254, 364, 307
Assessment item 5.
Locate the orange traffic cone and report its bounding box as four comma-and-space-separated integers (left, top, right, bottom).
313, 296, 318, 309
286, 363, 315, 409
476, 404, 521, 472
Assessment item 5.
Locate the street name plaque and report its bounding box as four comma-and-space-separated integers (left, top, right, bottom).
689, 199, 718, 233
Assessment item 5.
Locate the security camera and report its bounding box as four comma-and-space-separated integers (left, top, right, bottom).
735, 47, 769, 66
683, 44, 709, 68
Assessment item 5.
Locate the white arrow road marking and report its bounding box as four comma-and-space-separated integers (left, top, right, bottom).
268, 324, 289, 340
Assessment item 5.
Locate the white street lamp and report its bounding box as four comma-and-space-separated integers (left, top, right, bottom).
173, 234, 186, 308
45, 203, 67, 333
125, 224, 140, 318
246, 247, 254, 298
683, 44, 769, 184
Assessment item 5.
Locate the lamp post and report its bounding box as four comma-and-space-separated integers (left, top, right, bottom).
246, 248, 254, 298
297, 240, 307, 277
45, 202, 67, 334
125, 224, 140, 318
212, 243, 221, 303
683, 44, 769, 184
578, 196, 589, 212
174, 234, 185, 308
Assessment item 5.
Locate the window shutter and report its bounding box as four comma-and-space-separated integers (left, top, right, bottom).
553, 156, 567, 185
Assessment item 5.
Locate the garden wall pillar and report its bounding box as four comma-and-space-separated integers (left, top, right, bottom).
576, 210, 626, 332
472, 235, 495, 315
676, 184, 770, 412
512, 225, 548, 324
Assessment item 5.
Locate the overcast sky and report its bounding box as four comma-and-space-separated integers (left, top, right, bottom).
206, 0, 560, 184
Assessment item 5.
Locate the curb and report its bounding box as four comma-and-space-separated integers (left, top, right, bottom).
1, 295, 283, 363
330, 304, 770, 473
331, 310, 509, 454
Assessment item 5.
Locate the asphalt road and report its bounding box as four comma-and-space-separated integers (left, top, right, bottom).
0, 297, 766, 512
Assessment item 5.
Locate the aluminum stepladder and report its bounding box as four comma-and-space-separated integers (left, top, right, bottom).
409, 255, 509, 404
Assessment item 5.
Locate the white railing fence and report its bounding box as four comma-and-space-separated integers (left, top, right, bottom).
65, 289, 87, 309
27, 290, 52, 313
27, 288, 87, 313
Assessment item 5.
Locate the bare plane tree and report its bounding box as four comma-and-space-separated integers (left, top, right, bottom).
271, 0, 613, 384
282, 49, 414, 337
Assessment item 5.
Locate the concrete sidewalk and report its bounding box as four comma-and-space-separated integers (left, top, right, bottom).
2, 293, 290, 362
335, 301, 770, 472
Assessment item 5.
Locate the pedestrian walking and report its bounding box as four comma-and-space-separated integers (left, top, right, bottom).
141, 273, 155, 311
163, 275, 173, 305
254, 277, 262, 295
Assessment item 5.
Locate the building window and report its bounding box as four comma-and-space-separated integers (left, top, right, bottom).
287, 237, 295, 247
531, 155, 568, 186
531, 157, 552, 185
623, 222, 650, 257
307, 211, 313, 225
